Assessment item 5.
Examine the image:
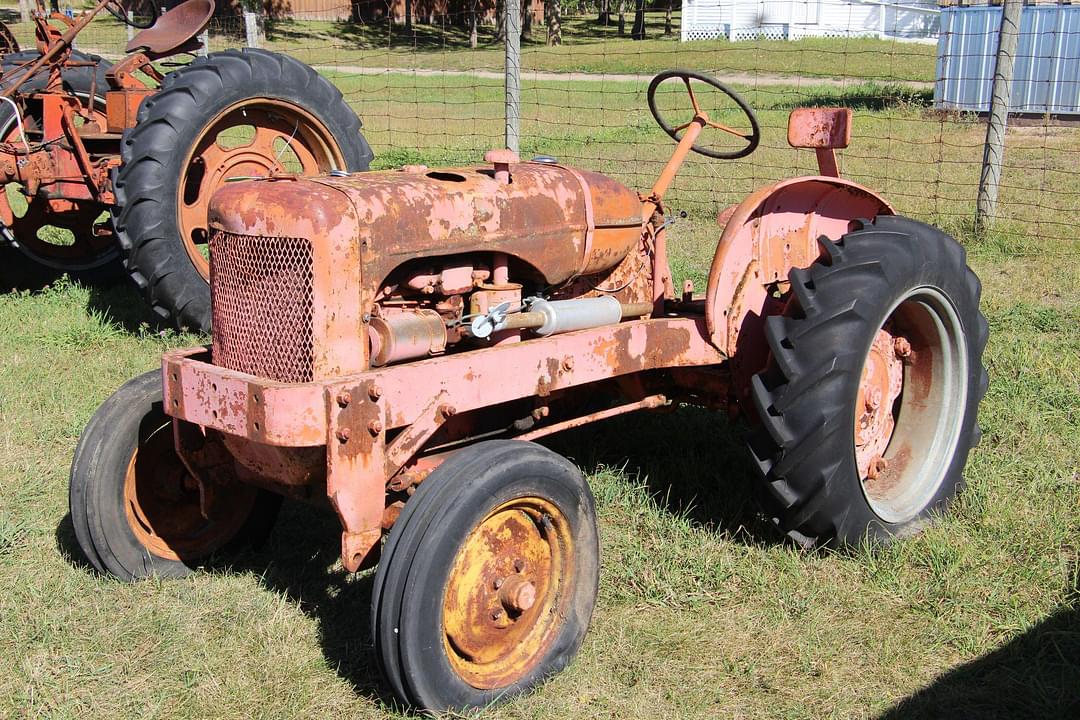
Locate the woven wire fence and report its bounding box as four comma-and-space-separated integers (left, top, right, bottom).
7, 0, 1077, 253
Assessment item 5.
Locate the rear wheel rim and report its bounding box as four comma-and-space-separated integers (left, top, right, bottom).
123, 421, 258, 561
178, 99, 345, 279
442, 496, 574, 690
1, 101, 114, 271
855, 286, 968, 523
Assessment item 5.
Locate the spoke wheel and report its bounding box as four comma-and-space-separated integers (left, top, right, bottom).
178, 100, 345, 279
0, 51, 120, 282
115, 48, 373, 331
443, 497, 574, 690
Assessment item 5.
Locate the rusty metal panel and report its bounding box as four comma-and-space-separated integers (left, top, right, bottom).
105, 89, 154, 133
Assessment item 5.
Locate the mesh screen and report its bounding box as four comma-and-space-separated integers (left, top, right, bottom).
210, 231, 316, 384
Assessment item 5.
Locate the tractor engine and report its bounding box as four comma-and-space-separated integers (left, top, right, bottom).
206, 154, 648, 385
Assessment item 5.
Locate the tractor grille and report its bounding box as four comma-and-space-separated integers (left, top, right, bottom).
210, 231, 315, 383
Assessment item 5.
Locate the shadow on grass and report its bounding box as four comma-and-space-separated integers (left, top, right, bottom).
542, 405, 784, 545
85, 282, 167, 333
243, 501, 398, 709
878, 602, 1080, 719
769, 82, 933, 112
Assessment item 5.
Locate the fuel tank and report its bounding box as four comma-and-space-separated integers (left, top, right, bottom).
208, 159, 644, 293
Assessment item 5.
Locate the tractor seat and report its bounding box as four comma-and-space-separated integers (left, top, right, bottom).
126, 0, 216, 57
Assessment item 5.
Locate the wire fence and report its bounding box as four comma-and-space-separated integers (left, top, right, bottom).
4, 0, 1077, 253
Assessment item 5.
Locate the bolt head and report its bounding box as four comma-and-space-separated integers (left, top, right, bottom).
493, 578, 504, 590
894, 337, 912, 358
511, 581, 537, 612
491, 609, 504, 621
336, 391, 351, 408
368, 385, 382, 401
336, 428, 351, 443
368, 419, 383, 435
439, 404, 457, 419
562, 357, 574, 371
513, 558, 526, 573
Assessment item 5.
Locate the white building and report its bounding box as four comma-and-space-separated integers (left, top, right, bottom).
680, 0, 941, 42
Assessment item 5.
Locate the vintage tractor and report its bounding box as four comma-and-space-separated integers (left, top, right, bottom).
0, 0, 371, 329
69, 70, 988, 711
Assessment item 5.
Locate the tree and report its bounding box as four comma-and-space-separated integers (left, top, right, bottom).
546, 0, 562, 45
404, 0, 413, 32
665, 0, 673, 36
470, 0, 479, 48
494, 0, 506, 41
617, 0, 625, 35
598, 0, 609, 25
521, 0, 532, 40
631, 0, 646, 39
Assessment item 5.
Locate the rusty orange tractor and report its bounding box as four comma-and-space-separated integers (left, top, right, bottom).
0, 0, 371, 328
69, 70, 988, 712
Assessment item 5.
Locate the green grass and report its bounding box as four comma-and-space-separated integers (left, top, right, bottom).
3, 10, 936, 82
0, 231, 1077, 719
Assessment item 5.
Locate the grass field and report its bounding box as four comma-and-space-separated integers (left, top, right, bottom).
2, 9, 937, 82
1, 7, 1078, 718
1, 231, 1077, 719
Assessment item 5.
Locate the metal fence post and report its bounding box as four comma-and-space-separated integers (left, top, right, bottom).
244, 10, 260, 49
504, 0, 521, 153
976, 0, 1023, 232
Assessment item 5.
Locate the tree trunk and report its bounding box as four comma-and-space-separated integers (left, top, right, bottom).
546, 0, 562, 45
405, 0, 413, 32
599, 0, 609, 25
618, 0, 626, 36
470, 0, 478, 48
631, 0, 646, 39
521, 0, 532, 40
664, 0, 673, 36
495, 0, 506, 41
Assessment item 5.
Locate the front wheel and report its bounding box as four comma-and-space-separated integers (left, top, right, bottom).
114, 48, 373, 331
371, 440, 600, 712
69, 371, 281, 580
748, 215, 989, 547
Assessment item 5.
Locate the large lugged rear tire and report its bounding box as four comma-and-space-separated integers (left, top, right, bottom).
372, 440, 600, 712
69, 371, 282, 580
748, 215, 989, 548
114, 48, 373, 331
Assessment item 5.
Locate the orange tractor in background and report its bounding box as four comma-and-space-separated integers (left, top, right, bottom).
0, 0, 371, 329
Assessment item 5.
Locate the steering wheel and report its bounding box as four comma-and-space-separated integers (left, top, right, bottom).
105, 0, 159, 30
647, 70, 761, 160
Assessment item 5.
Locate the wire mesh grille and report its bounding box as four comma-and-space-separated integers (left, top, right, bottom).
210, 231, 315, 384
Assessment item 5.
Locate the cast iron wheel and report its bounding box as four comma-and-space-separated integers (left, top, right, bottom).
372, 440, 600, 712
114, 48, 373, 331
0, 22, 18, 55
0, 50, 122, 286
69, 370, 282, 580
748, 215, 989, 547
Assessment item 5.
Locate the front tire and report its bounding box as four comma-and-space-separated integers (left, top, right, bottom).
372, 440, 600, 712
69, 371, 281, 580
748, 215, 989, 547
114, 48, 373, 331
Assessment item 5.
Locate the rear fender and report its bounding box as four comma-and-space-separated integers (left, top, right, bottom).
704, 176, 893, 402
